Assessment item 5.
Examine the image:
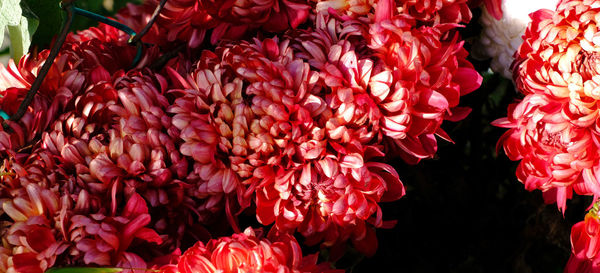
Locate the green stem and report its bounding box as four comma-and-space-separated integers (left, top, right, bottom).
72, 7, 136, 36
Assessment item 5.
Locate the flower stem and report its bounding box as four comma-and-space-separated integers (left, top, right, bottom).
72, 7, 136, 36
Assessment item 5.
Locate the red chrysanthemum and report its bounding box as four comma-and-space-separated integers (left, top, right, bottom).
158, 228, 342, 273
368, 3, 481, 163
493, 94, 597, 212
0, 151, 162, 272
167, 36, 404, 253
497, 0, 600, 211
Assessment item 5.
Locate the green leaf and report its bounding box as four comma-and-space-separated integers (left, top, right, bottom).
45, 267, 123, 273
24, 0, 62, 48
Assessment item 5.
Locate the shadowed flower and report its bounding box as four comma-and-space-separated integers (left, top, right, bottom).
0, 52, 84, 156
130, 0, 216, 48
69, 193, 162, 268
0, 69, 195, 272
0, 150, 67, 273
200, 0, 311, 43
0, 22, 158, 157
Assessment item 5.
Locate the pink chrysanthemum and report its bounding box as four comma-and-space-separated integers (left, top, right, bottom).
167, 36, 404, 253
314, 0, 376, 18
157, 228, 342, 273
315, 0, 473, 25
496, 0, 600, 211
0, 22, 158, 157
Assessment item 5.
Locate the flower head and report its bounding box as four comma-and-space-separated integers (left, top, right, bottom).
493, 94, 597, 212
167, 35, 404, 253
159, 228, 341, 273
497, 0, 600, 211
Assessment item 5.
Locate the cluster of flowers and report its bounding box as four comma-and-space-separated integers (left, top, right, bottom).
0, 0, 483, 272
493, 0, 600, 271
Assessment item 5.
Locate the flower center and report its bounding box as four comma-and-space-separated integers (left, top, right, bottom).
578, 51, 600, 79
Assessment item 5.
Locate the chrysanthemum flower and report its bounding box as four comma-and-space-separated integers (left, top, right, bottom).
493, 94, 597, 212
0, 153, 160, 272
0, 22, 156, 157
368, 4, 481, 163
158, 228, 342, 273
0, 69, 191, 272
497, 0, 600, 211
566, 202, 600, 273
0, 150, 67, 273
477, 0, 559, 78
41, 69, 197, 248
167, 36, 404, 253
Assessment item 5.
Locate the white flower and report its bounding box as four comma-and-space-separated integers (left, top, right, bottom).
478, 0, 559, 78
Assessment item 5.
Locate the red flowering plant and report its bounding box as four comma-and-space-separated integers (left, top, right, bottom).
491, 0, 600, 271
494, 0, 600, 212
0, 0, 483, 271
